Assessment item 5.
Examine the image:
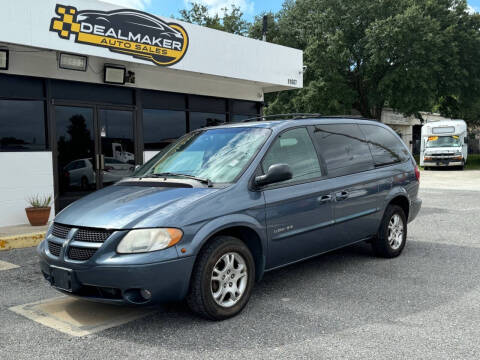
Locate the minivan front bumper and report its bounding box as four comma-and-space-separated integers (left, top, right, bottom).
38, 240, 195, 305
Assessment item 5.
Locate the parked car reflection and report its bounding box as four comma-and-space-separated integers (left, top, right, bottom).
63, 157, 134, 190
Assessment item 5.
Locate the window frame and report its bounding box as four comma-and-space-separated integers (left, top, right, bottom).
254, 125, 327, 190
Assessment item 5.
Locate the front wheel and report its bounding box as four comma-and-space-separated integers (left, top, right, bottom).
372, 205, 407, 258
186, 236, 255, 320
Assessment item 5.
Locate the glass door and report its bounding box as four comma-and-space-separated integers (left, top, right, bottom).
97, 108, 136, 188
55, 106, 96, 211
54, 106, 136, 212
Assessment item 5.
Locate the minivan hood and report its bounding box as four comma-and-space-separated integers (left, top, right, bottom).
54, 184, 218, 229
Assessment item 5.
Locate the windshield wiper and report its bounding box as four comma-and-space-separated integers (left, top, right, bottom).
146, 172, 213, 187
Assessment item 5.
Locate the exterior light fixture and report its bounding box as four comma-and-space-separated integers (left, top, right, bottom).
59, 52, 87, 71
0, 49, 9, 70
104, 64, 126, 85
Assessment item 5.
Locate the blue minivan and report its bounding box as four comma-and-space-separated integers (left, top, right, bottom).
38, 117, 421, 320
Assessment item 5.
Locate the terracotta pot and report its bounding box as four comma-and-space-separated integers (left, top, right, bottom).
25, 207, 51, 226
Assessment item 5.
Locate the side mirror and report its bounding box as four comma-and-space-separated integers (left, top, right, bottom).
254, 164, 292, 187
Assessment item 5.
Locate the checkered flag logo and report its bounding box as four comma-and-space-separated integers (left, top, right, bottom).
50, 4, 80, 39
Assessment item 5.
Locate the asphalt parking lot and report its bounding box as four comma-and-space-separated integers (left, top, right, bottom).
1, 170, 479, 359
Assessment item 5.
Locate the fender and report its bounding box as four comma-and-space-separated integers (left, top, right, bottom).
175, 213, 268, 279
382, 186, 410, 215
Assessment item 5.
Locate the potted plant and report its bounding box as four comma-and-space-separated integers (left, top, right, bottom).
25, 194, 52, 226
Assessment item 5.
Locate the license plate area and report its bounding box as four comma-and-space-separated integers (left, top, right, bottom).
50, 266, 73, 292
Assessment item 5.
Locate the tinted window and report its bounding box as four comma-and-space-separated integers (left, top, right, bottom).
51, 80, 133, 105
190, 112, 226, 130
189, 95, 226, 113
0, 100, 46, 151
232, 100, 258, 114
231, 114, 256, 123
0, 74, 44, 99
143, 109, 186, 150
142, 90, 185, 109
311, 124, 373, 177
361, 124, 409, 166
262, 127, 322, 184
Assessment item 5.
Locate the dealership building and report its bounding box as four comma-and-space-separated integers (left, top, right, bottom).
0, 0, 303, 226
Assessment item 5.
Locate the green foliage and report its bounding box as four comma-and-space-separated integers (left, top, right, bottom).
178, 1, 480, 125
27, 194, 52, 208
251, 0, 480, 124
179, 2, 249, 36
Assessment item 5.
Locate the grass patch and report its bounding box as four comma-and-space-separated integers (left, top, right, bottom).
466, 154, 480, 170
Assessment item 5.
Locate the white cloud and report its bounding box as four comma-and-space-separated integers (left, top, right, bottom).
184, 0, 255, 17
467, 5, 478, 14
99, 0, 152, 10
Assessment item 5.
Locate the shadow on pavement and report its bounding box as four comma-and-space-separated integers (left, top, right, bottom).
98, 239, 480, 350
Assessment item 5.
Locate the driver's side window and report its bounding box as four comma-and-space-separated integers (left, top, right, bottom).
262, 127, 322, 185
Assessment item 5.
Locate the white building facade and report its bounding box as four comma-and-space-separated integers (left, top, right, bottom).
0, 0, 303, 226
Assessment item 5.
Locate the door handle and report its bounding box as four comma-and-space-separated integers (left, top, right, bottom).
100, 154, 105, 170
335, 191, 349, 201
317, 195, 332, 204
95, 154, 100, 170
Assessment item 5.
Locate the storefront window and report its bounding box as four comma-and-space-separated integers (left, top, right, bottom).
190, 112, 226, 130
143, 109, 186, 150
0, 100, 46, 151
231, 114, 257, 123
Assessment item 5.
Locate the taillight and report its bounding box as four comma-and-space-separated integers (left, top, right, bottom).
414, 165, 420, 182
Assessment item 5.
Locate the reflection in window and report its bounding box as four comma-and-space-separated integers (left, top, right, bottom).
361, 125, 409, 166
143, 109, 186, 150
0, 100, 46, 151
190, 112, 226, 130
262, 127, 322, 184
136, 127, 270, 183
312, 124, 373, 177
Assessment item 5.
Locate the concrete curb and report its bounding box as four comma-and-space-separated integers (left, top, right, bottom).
0, 232, 45, 251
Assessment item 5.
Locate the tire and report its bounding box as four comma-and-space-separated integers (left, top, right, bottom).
81, 176, 89, 190
372, 205, 407, 258
186, 236, 255, 320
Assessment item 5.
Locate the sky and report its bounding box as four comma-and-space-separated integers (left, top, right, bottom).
101, 0, 479, 21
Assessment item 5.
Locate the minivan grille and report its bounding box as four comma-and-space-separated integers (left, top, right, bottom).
51, 223, 71, 239
74, 228, 112, 243
51, 223, 112, 243
48, 241, 62, 257
68, 247, 98, 261
50, 224, 113, 261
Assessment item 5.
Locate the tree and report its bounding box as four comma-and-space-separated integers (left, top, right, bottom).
256, 0, 480, 124
179, 2, 249, 36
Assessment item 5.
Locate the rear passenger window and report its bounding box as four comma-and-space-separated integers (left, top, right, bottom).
262, 127, 322, 184
311, 124, 373, 177
361, 125, 409, 166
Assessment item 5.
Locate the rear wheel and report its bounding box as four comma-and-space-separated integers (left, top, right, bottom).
186, 236, 255, 320
372, 205, 407, 258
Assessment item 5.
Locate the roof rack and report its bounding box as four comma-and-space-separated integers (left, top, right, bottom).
240, 113, 376, 123
241, 113, 322, 123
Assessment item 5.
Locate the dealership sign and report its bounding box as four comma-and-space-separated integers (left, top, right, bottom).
49, 4, 189, 66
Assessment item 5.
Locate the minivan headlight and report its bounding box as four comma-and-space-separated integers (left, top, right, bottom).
117, 228, 183, 254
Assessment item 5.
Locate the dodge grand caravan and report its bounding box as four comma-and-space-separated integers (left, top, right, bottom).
38, 117, 422, 320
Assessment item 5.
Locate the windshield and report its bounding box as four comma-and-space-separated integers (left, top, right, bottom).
135, 127, 271, 183
426, 135, 462, 148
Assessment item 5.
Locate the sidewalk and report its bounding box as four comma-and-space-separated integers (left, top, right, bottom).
0, 223, 48, 251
